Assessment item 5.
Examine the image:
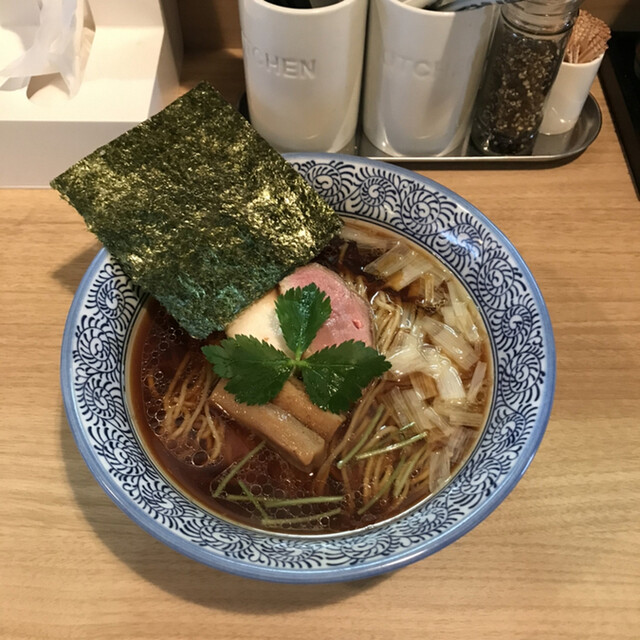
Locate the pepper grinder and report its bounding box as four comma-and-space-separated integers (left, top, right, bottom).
470, 0, 581, 156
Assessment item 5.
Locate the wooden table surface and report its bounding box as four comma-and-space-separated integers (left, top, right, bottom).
1, 51, 639, 639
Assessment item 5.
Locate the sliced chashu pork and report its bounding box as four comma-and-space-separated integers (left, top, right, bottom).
222, 263, 373, 463
279, 263, 373, 353
226, 263, 373, 356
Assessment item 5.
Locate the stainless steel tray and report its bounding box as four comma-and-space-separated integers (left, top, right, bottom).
239, 94, 602, 165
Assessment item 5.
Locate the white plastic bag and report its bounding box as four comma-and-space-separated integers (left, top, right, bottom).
0, 0, 93, 96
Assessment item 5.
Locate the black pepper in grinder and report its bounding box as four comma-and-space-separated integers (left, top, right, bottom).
471, 0, 581, 155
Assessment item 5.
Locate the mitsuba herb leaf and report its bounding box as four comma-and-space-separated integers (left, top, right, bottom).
275, 284, 331, 358
202, 336, 294, 405
302, 341, 392, 413
203, 286, 391, 413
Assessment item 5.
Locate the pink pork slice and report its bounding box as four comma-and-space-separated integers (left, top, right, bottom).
280, 264, 373, 353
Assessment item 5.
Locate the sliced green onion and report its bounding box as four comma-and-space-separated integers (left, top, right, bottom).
358, 456, 407, 515
355, 431, 428, 461
211, 441, 265, 497
419, 315, 478, 371
337, 405, 385, 469
261, 507, 342, 528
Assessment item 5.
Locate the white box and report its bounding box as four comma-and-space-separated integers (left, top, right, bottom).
0, 0, 181, 187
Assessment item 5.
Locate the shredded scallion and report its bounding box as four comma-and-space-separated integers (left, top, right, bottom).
263, 495, 344, 508
337, 405, 385, 469
221, 494, 344, 508
393, 447, 425, 499
358, 456, 407, 515
261, 507, 342, 528
211, 441, 265, 497
355, 431, 428, 461
237, 479, 268, 519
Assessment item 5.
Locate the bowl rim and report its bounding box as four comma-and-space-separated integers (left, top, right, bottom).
60, 152, 556, 583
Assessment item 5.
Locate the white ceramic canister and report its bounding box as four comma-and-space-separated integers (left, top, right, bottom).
362, 0, 496, 156
239, 0, 368, 153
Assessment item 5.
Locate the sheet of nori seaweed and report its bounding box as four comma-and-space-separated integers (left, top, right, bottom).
51, 82, 342, 338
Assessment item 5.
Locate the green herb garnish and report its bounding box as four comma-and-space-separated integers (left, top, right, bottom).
202, 284, 390, 414
275, 281, 332, 359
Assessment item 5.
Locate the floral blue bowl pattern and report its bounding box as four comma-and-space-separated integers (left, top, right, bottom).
61, 153, 555, 584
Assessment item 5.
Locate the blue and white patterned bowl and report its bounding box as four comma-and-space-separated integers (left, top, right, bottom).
61, 153, 555, 583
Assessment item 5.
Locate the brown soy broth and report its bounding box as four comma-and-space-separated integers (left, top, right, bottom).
128, 220, 492, 534
128, 302, 233, 510
129, 300, 325, 526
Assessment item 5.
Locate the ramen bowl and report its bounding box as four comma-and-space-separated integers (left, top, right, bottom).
61, 153, 555, 583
